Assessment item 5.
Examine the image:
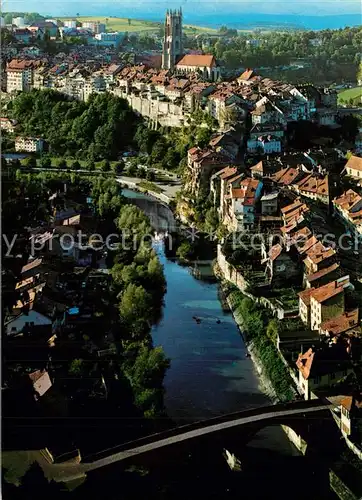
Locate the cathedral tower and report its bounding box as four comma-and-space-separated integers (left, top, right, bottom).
162, 8, 183, 70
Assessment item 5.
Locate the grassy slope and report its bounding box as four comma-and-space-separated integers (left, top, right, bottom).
60, 16, 218, 34
337, 86, 362, 103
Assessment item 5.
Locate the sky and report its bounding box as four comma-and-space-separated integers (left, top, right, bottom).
2, 0, 361, 17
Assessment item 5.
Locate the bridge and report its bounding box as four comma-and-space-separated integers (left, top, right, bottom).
32, 399, 340, 484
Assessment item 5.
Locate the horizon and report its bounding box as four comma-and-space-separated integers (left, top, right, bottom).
1, 0, 361, 17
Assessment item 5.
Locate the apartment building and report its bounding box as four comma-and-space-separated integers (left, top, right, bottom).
6, 59, 35, 93
15, 136, 44, 153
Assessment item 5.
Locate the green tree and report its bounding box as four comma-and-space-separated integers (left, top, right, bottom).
69, 359, 84, 376
119, 283, 152, 337
266, 319, 279, 344
114, 161, 124, 175
56, 158, 67, 169
40, 156, 52, 168
22, 157, 37, 168
100, 159, 110, 172
146, 170, 155, 181
86, 160, 95, 171
72, 160, 81, 170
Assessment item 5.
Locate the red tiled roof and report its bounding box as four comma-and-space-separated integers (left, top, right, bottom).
320, 309, 359, 336
269, 243, 283, 261
345, 155, 362, 173
176, 54, 215, 68
298, 288, 315, 306
306, 262, 340, 284
310, 277, 349, 304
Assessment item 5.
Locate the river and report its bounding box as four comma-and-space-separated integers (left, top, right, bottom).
122, 188, 298, 456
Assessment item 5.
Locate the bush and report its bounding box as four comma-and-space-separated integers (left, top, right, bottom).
40, 157, 52, 168
57, 158, 67, 169
146, 170, 155, 181
86, 161, 95, 171
72, 160, 81, 170
100, 159, 110, 172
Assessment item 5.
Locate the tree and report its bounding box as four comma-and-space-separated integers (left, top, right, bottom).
146, 170, 155, 181
40, 156, 51, 168
72, 160, 81, 170
114, 161, 124, 175
266, 319, 279, 344
56, 158, 67, 169
22, 157, 37, 168
86, 160, 95, 171
100, 159, 110, 172
119, 283, 152, 337
138, 167, 146, 178
69, 359, 84, 376
176, 241, 194, 261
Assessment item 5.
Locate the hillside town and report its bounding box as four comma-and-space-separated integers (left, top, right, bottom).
1, 7, 362, 499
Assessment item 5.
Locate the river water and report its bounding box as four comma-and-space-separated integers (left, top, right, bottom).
122, 189, 298, 455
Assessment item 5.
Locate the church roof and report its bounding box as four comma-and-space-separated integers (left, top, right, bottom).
176, 54, 215, 68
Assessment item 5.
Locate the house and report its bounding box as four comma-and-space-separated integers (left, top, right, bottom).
298, 288, 315, 326
271, 166, 302, 187
28, 370, 52, 400
29, 20, 58, 39
208, 91, 245, 123
303, 241, 336, 275
344, 155, 362, 180
320, 309, 360, 339
247, 134, 282, 155
209, 165, 238, 209
6, 310, 52, 336
185, 146, 230, 197
223, 177, 263, 232
13, 28, 33, 44
6, 59, 36, 93
209, 131, 240, 160
175, 54, 220, 81
333, 189, 362, 241
21, 258, 45, 280
305, 262, 341, 289
0, 117, 17, 133
260, 192, 279, 215
251, 97, 285, 126
308, 277, 349, 331
263, 243, 300, 284
340, 393, 362, 438
15, 136, 44, 153
296, 345, 353, 400
237, 68, 259, 85
294, 174, 329, 204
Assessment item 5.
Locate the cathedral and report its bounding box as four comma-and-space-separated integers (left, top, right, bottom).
162, 8, 183, 70
161, 8, 220, 81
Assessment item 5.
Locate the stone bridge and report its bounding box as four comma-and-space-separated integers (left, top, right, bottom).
34, 399, 341, 484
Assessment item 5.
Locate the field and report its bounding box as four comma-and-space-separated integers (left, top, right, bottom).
60, 16, 218, 35
337, 86, 362, 105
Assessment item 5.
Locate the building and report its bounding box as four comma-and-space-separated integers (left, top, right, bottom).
82, 21, 106, 33
93, 32, 123, 47
340, 394, 362, 438
185, 146, 230, 197
13, 17, 25, 27
13, 28, 33, 44
260, 192, 279, 215
296, 345, 352, 400
15, 136, 44, 153
29, 21, 58, 39
176, 54, 220, 82
294, 174, 329, 204
28, 370, 52, 400
263, 243, 300, 284
6, 310, 52, 336
344, 155, 362, 180
309, 277, 349, 331
223, 177, 263, 232
320, 309, 360, 339
6, 59, 36, 93
64, 19, 77, 29
162, 9, 183, 70
333, 189, 362, 241
0, 117, 17, 133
